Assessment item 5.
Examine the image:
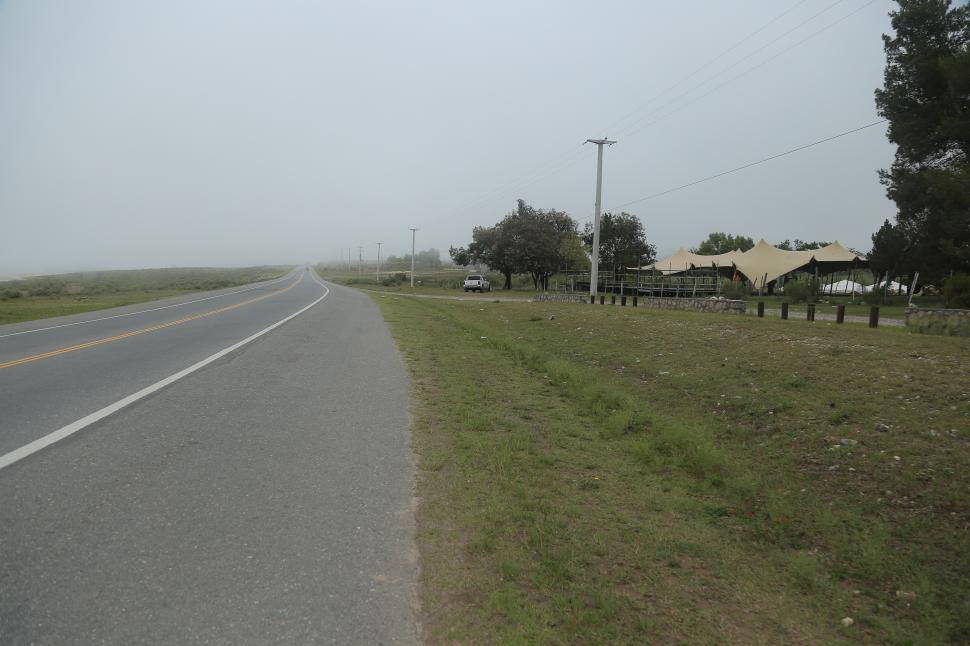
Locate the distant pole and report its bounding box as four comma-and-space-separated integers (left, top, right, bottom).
376, 242, 383, 280
586, 138, 616, 301
358, 246, 363, 277
409, 227, 418, 288
348, 248, 352, 271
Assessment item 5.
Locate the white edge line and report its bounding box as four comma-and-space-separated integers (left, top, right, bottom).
0, 272, 295, 340
0, 277, 330, 471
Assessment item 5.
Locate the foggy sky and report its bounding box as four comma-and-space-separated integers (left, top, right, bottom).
0, 0, 898, 274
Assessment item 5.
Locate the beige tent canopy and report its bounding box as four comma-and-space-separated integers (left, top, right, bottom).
639, 248, 744, 274
638, 240, 865, 289
734, 240, 865, 289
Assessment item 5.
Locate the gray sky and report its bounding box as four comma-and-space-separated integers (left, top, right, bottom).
0, 0, 898, 274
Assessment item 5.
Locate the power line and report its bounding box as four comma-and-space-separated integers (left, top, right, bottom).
604, 0, 842, 138
614, 0, 881, 143
607, 119, 887, 210
438, 0, 837, 219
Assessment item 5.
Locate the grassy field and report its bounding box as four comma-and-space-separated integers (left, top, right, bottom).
371, 293, 970, 644
0, 266, 291, 325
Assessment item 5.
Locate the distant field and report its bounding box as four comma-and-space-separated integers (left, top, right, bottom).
372, 292, 970, 644
0, 266, 291, 325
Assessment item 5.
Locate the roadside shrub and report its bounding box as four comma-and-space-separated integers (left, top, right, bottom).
943, 273, 970, 308
720, 279, 748, 300
1, 288, 21, 300
783, 277, 818, 303
380, 272, 407, 287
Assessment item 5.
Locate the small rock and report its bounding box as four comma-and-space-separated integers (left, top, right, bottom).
840, 438, 858, 446
548, 315, 555, 320
875, 423, 890, 432
841, 617, 854, 627
896, 590, 917, 601
894, 455, 901, 462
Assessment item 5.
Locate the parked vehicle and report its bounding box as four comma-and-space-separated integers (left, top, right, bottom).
463, 275, 490, 292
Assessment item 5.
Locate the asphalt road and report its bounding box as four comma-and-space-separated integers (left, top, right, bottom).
0, 270, 418, 644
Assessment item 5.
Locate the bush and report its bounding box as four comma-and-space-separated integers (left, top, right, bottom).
943, 273, 970, 308
783, 277, 819, 303
720, 279, 748, 300
380, 272, 407, 287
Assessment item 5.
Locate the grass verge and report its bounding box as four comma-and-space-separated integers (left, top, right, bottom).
0, 266, 291, 325
371, 293, 970, 644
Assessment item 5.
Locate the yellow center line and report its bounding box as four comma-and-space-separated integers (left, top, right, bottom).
0, 277, 302, 370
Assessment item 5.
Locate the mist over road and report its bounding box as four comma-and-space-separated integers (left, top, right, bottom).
0, 270, 417, 644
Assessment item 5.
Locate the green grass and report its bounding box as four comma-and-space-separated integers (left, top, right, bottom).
370, 292, 970, 644
0, 266, 291, 325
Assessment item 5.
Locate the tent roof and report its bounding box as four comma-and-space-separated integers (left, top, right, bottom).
732, 240, 814, 289
640, 240, 866, 287
641, 248, 744, 273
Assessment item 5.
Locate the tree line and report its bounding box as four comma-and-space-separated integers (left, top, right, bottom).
449, 200, 654, 290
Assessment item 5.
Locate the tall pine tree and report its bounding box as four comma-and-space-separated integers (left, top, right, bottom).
873, 0, 970, 283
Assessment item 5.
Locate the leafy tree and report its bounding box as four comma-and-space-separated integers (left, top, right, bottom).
507, 200, 580, 290
581, 212, 655, 274
558, 232, 590, 272
466, 222, 520, 290
868, 219, 910, 290
401, 248, 442, 269
448, 246, 471, 267
452, 200, 581, 290
874, 0, 970, 283
692, 232, 754, 254
775, 239, 832, 251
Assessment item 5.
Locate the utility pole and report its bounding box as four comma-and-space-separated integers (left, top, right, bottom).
376, 242, 383, 281
348, 248, 352, 271
409, 227, 418, 288
358, 246, 363, 277
586, 138, 616, 301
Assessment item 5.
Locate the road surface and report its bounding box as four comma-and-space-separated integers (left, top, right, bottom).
0, 269, 418, 645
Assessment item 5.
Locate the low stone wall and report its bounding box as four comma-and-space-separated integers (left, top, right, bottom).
532, 292, 746, 313
905, 307, 970, 337
637, 296, 747, 314
533, 293, 588, 304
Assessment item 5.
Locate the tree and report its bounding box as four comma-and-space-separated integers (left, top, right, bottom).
582, 212, 655, 274
506, 200, 580, 290
874, 0, 970, 283
692, 232, 754, 255
452, 200, 581, 290
775, 239, 832, 251
468, 223, 519, 289
868, 219, 910, 290
448, 246, 471, 267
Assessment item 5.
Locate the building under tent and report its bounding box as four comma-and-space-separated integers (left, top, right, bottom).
640, 240, 867, 294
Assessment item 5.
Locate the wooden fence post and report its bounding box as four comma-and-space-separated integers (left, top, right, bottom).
869, 306, 879, 328
781, 302, 789, 320
757, 302, 764, 318
836, 305, 845, 324
807, 303, 816, 321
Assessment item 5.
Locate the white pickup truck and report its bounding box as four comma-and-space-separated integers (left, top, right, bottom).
463, 274, 491, 292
